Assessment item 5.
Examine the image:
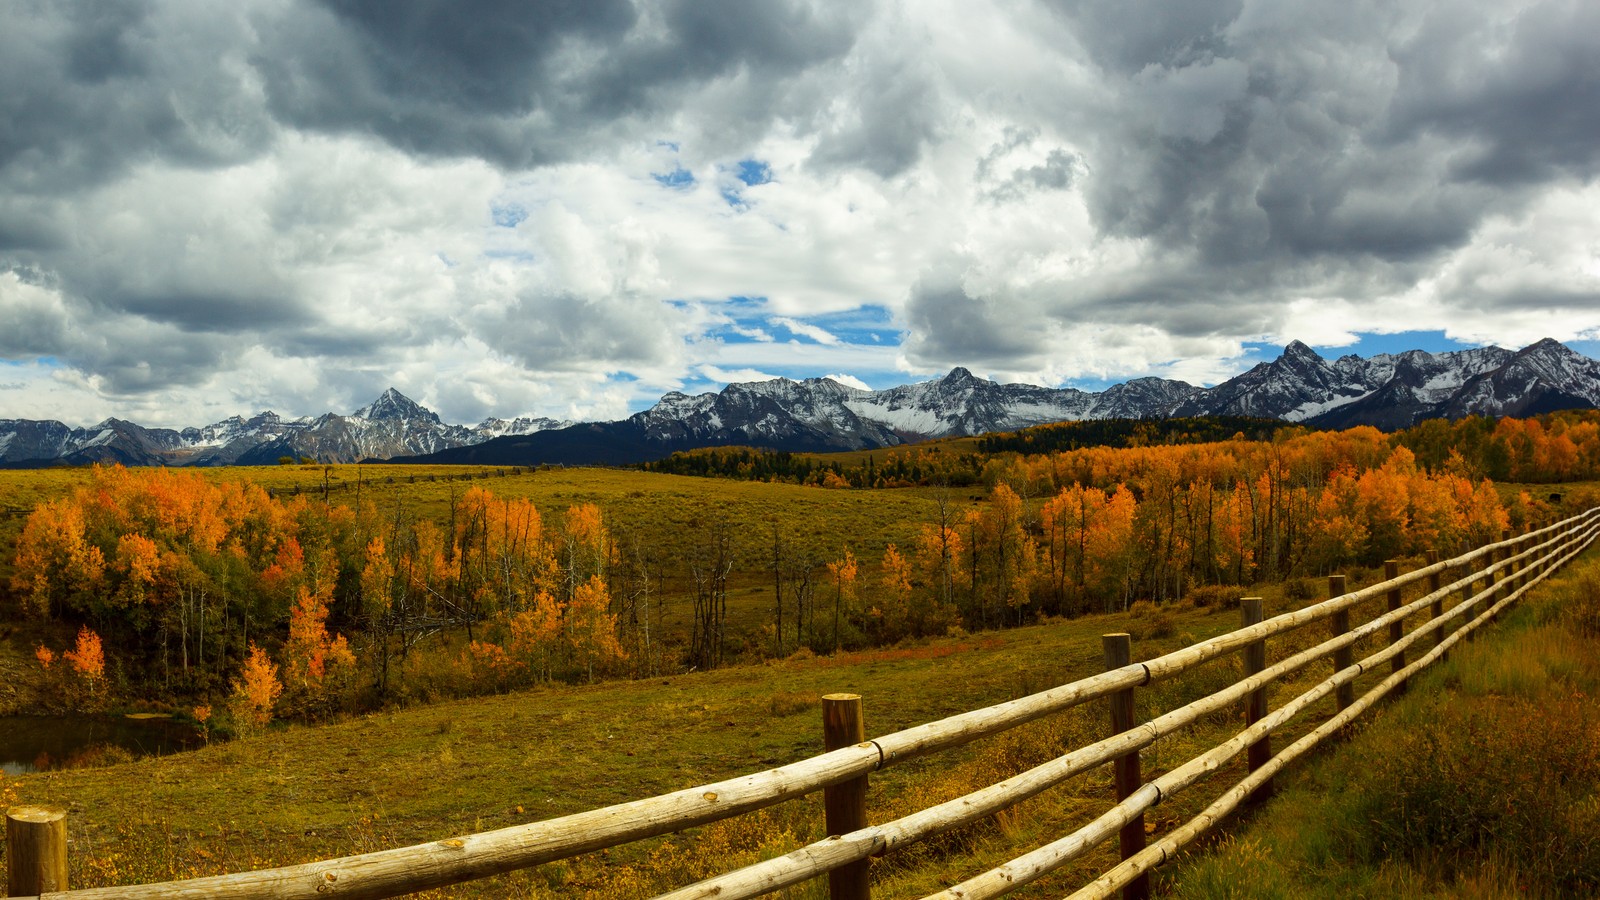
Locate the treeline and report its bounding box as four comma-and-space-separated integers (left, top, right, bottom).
976, 416, 1287, 454
643, 411, 1600, 488
1395, 410, 1600, 482
643, 444, 989, 488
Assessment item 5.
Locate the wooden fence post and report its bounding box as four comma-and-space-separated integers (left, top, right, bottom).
1103, 633, 1148, 900
7, 806, 68, 895
1329, 575, 1352, 713
1240, 598, 1272, 804
1385, 560, 1405, 693
822, 693, 870, 900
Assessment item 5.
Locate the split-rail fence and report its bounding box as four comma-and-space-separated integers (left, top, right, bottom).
8, 507, 1600, 899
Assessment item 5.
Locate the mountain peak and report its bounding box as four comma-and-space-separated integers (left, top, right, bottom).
1281, 340, 1323, 362
1521, 337, 1570, 355
355, 388, 436, 422
942, 366, 978, 383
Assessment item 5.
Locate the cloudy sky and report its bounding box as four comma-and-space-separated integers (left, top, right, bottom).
3, 0, 1598, 428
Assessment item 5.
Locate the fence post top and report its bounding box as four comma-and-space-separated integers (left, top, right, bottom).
822, 693, 861, 703
5, 806, 65, 823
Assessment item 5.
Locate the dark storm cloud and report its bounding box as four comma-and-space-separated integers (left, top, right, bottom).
475, 290, 685, 373
807, 49, 944, 178
255, 0, 865, 168
881, 0, 1600, 372
0, 2, 272, 197
68, 318, 237, 394
1057, 0, 1600, 269
1048, 0, 1244, 75
903, 272, 1042, 367
1382, 0, 1600, 185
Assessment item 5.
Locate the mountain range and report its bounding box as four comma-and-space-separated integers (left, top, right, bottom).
397, 338, 1600, 467
0, 388, 568, 468
4, 339, 1598, 468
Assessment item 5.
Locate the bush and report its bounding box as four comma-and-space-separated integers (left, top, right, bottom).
1283, 577, 1315, 602
766, 691, 817, 718
1127, 600, 1176, 641
1186, 584, 1243, 609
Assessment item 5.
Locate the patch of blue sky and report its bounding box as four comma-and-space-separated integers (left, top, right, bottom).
490, 201, 527, 228
656, 140, 681, 152
1246, 330, 1482, 362
671, 359, 911, 396
4, 356, 60, 369
1061, 375, 1129, 392
653, 166, 695, 189
784, 305, 900, 346
719, 159, 774, 208
734, 159, 772, 186
704, 300, 902, 348
1323, 330, 1478, 357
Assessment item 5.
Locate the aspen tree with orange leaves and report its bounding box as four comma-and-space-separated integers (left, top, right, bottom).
229, 643, 282, 736
875, 543, 914, 644
826, 548, 857, 652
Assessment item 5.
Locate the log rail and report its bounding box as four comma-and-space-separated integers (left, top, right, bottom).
8, 508, 1599, 899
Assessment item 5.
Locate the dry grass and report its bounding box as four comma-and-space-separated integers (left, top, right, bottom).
3, 598, 1244, 896
1169, 550, 1600, 899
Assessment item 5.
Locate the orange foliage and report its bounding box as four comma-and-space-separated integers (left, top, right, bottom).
229, 643, 283, 734
567, 575, 625, 680
64, 626, 105, 682
285, 581, 353, 687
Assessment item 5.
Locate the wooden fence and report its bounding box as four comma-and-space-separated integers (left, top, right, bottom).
8, 507, 1600, 899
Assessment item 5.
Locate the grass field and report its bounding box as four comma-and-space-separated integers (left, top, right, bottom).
1, 589, 1269, 896
3, 466, 1598, 894
3, 540, 1538, 896
1167, 553, 1600, 898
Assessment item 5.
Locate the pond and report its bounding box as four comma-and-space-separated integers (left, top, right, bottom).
0, 714, 206, 775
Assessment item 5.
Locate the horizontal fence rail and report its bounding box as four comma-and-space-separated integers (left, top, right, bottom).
9, 508, 1599, 899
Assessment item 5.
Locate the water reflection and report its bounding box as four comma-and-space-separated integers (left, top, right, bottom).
0, 714, 205, 774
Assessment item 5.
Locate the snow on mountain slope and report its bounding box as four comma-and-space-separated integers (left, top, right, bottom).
5, 340, 1599, 468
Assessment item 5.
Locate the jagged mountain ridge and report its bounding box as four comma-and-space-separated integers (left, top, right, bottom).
0, 389, 569, 467
399, 338, 1600, 467
1175, 338, 1600, 429
6, 339, 1598, 468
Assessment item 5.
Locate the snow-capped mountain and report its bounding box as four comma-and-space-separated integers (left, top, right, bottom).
1175, 339, 1600, 429
7, 340, 1599, 469
402, 338, 1600, 467
0, 390, 570, 467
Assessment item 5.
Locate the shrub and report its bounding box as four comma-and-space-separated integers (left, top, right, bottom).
766, 691, 817, 718
1186, 584, 1243, 609
1346, 693, 1600, 894
1283, 577, 1315, 602
1127, 600, 1176, 641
